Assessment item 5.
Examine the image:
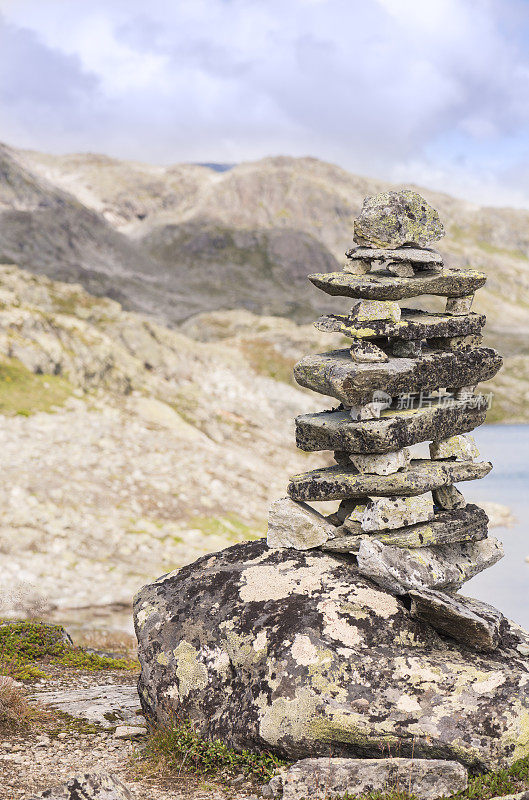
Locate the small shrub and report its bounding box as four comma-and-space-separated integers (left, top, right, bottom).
0, 675, 36, 730
139, 717, 286, 783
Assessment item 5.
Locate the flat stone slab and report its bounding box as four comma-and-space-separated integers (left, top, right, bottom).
409, 588, 507, 652
308, 267, 486, 300
323, 504, 489, 552
134, 539, 529, 769
288, 459, 492, 501
294, 347, 502, 406
296, 398, 489, 454
31, 684, 142, 728
315, 309, 486, 341
279, 757, 467, 800
357, 536, 504, 593
345, 245, 444, 265
27, 773, 133, 800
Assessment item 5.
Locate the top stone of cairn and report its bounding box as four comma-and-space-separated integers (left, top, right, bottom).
354, 189, 445, 249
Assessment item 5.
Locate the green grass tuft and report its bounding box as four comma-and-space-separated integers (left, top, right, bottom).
139, 717, 287, 783
0, 620, 136, 680
0, 357, 73, 416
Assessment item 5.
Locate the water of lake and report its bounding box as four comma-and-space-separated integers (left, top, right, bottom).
461, 424, 529, 629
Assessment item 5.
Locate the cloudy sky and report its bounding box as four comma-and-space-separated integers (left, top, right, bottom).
2, 0, 529, 206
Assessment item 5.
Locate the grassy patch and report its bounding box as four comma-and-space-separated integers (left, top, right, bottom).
0, 620, 136, 681
187, 512, 265, 542
240, 338, 296, 384
0, 357, 73, 416
137, 717, 286, 783
0, 676, 41, 731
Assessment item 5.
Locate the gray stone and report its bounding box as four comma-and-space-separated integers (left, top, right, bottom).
323, 503, 489, 552
349, 448, 410, 475
356, 493, 434, 532
293, 347, 502, 407
433, 484, 466, 510
430, 433, 480, 461
314, 309, 485, 341
349, 339, 388, 363
349, 392, 392, 420
287, 459, 492, 501
350, 299, 401, 323
446, 294, 474, 315
357, 536, 504, 594
387, 261, 415, 277
279, 757, 467, 800
134, 539, 529, 769
27, 773, 133, 800
428, 334, 483, 351
454, 385, 477, 400
309, 267, 487, 301
342, 258, 372, 275
30, 685, 142, 729
392, 339, 422, 358
353, 190, 445, 248
345, 245, 444, 265
295, 398, 489, 455
267, 497, 335, 550
114, 724, 147, 738
409, 589, 507, 652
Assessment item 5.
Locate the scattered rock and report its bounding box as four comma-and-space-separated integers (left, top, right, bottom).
345, 245, 444, 265
266, 497, 334, 550
409, 588, 507, 651
27, 772, 133, 800
295, 399, 488, 455
357, 536, 504, 593
349, 447, 411, 475
354, 493, 434, 532
279, 756, 467, 800
287, 459, 492, 502
294, 346, 502, 407
31, 685, 142, 729
350, 299, 401, 323
430, 433, 480, 461
309, 267, 486, 301
134, 539, 529, 769
353, 190, 445, 248
324, 504, 488, 552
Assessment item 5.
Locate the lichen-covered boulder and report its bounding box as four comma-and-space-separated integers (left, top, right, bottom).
354, 190, 445, 248
134, 540, 529, 770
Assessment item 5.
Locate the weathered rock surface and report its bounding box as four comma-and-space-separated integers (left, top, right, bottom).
323, 504, 489, 552
355, 493, 434, 532
31, 685, 142, 729
134, 539, 529, 769
433, 484, 467, 510
345, 245, 444, 265
430, 433, 480, 461
295, 399, 489, 454
287, 459, 492, 501
357, 537, 504, 593
349, 339, 389, 363
409, 589, 507, 652
315, 309, 486, 341
446, 294, 474, 315
353, 191, 445, 248
267, 497, 334, 550
349, 447, 410, 475
309, 267, 487, 300
350, 299, 401, 323
278, 756, 467, 800
294, 347, 502, 406
27, 773, 133, 800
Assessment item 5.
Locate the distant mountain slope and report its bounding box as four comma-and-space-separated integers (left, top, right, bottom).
2, 143, 529, 346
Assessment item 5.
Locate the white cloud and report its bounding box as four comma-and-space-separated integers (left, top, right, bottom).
1, 0, 529, 206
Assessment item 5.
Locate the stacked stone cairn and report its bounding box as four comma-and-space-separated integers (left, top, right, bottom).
267, 189, 506, 652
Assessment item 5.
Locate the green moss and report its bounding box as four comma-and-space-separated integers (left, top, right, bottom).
240, 338, 296, 384
138, 716, 287, 783
187, 513, 266, 542
0, 620, 136, 681
0, 357, 73, 416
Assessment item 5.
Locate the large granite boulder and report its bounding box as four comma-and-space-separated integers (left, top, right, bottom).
134, 540, 529, 770
353, 190, 444, 248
